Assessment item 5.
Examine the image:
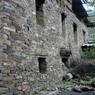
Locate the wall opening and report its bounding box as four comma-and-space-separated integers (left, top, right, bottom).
83, 30, 86, 43
38, 57, 47, 74
60, 48, 71, 67
61, 13, 66, 22
35, 0, 45, 26
67, 0, 72, 4
56, 0, 64, 6
73, 23, 78, 43
61, 13, 66, 38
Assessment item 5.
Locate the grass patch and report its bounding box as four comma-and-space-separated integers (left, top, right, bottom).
63, 77, 95, 89
63, 79, 78, 89
32, 91, 40, 95
81, 47, 95, 59
39, 85, 49, 91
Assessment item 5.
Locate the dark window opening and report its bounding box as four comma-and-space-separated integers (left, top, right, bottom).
73, 23, 77, 32
61, 13, 66, 22
61, 13, 66, 38
73, 23, 78, 43
60, 48, 71, 67
35, 0, 45, 26
38, 57, 47, 74
61, 58, 68, 66
56, 0, 64, 6
83, 31, 86, 43
67, 0, 72, 4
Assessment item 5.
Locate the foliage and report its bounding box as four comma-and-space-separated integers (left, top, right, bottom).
86, 0, 95, 6
32, 91, 40, 95
63, 79, 77, 89
84, 77, 95, 83
63, 77, 95, 89
81, 47, 95, 59
89, 28, 95, 42
39, 85, 49, 91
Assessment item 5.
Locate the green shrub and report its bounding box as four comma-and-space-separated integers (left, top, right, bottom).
32, 91, 39, 95
81, 47, 95, 59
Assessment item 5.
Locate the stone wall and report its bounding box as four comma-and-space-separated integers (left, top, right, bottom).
64, 4, 88, 62
0, 0, 88, 94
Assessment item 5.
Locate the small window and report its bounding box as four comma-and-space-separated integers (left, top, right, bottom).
73, 23, 78, 43
61, 13, 66, 22
36, 0, 45, 26
83, 31, 86, 43
56, 0, 64, 6
38, 57, 47, 74
61, 13, 66, 38
60, 48, 71, 67
67, 0, 72, 4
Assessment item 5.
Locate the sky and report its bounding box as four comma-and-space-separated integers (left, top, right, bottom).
83, 3, 94, 11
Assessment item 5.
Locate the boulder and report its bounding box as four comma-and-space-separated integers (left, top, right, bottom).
72, 86, 82, 92
62, 73, 73, 80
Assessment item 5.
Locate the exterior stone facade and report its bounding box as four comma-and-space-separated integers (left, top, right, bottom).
0, 0, 88, 94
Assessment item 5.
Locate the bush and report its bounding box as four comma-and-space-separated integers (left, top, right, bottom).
81, 47, 95, 59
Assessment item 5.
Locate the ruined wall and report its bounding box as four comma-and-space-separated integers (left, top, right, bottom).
0, 0, 88, 94
62, 0, 88, 63
0, 0, 65, 94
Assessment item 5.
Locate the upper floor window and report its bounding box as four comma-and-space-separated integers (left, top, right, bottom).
61, 13, 66, 22
35, 0, 45, 26
83, 30, 86, 43
73, 23, 78, 43
61, 13, 66, 38
67, 0, 72, 4
56, 0, 64, 6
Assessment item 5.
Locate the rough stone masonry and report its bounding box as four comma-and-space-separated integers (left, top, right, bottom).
0, 0, 88, 94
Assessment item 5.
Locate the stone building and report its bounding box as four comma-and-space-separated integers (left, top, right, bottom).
0, 0, 88, 94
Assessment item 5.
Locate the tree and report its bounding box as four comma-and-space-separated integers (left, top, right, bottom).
87, 0, 95, 6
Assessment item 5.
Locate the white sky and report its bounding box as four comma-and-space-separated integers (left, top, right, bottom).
81, 0, 94, 11
82, 0, 95, 15
83, 4, 94, 11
